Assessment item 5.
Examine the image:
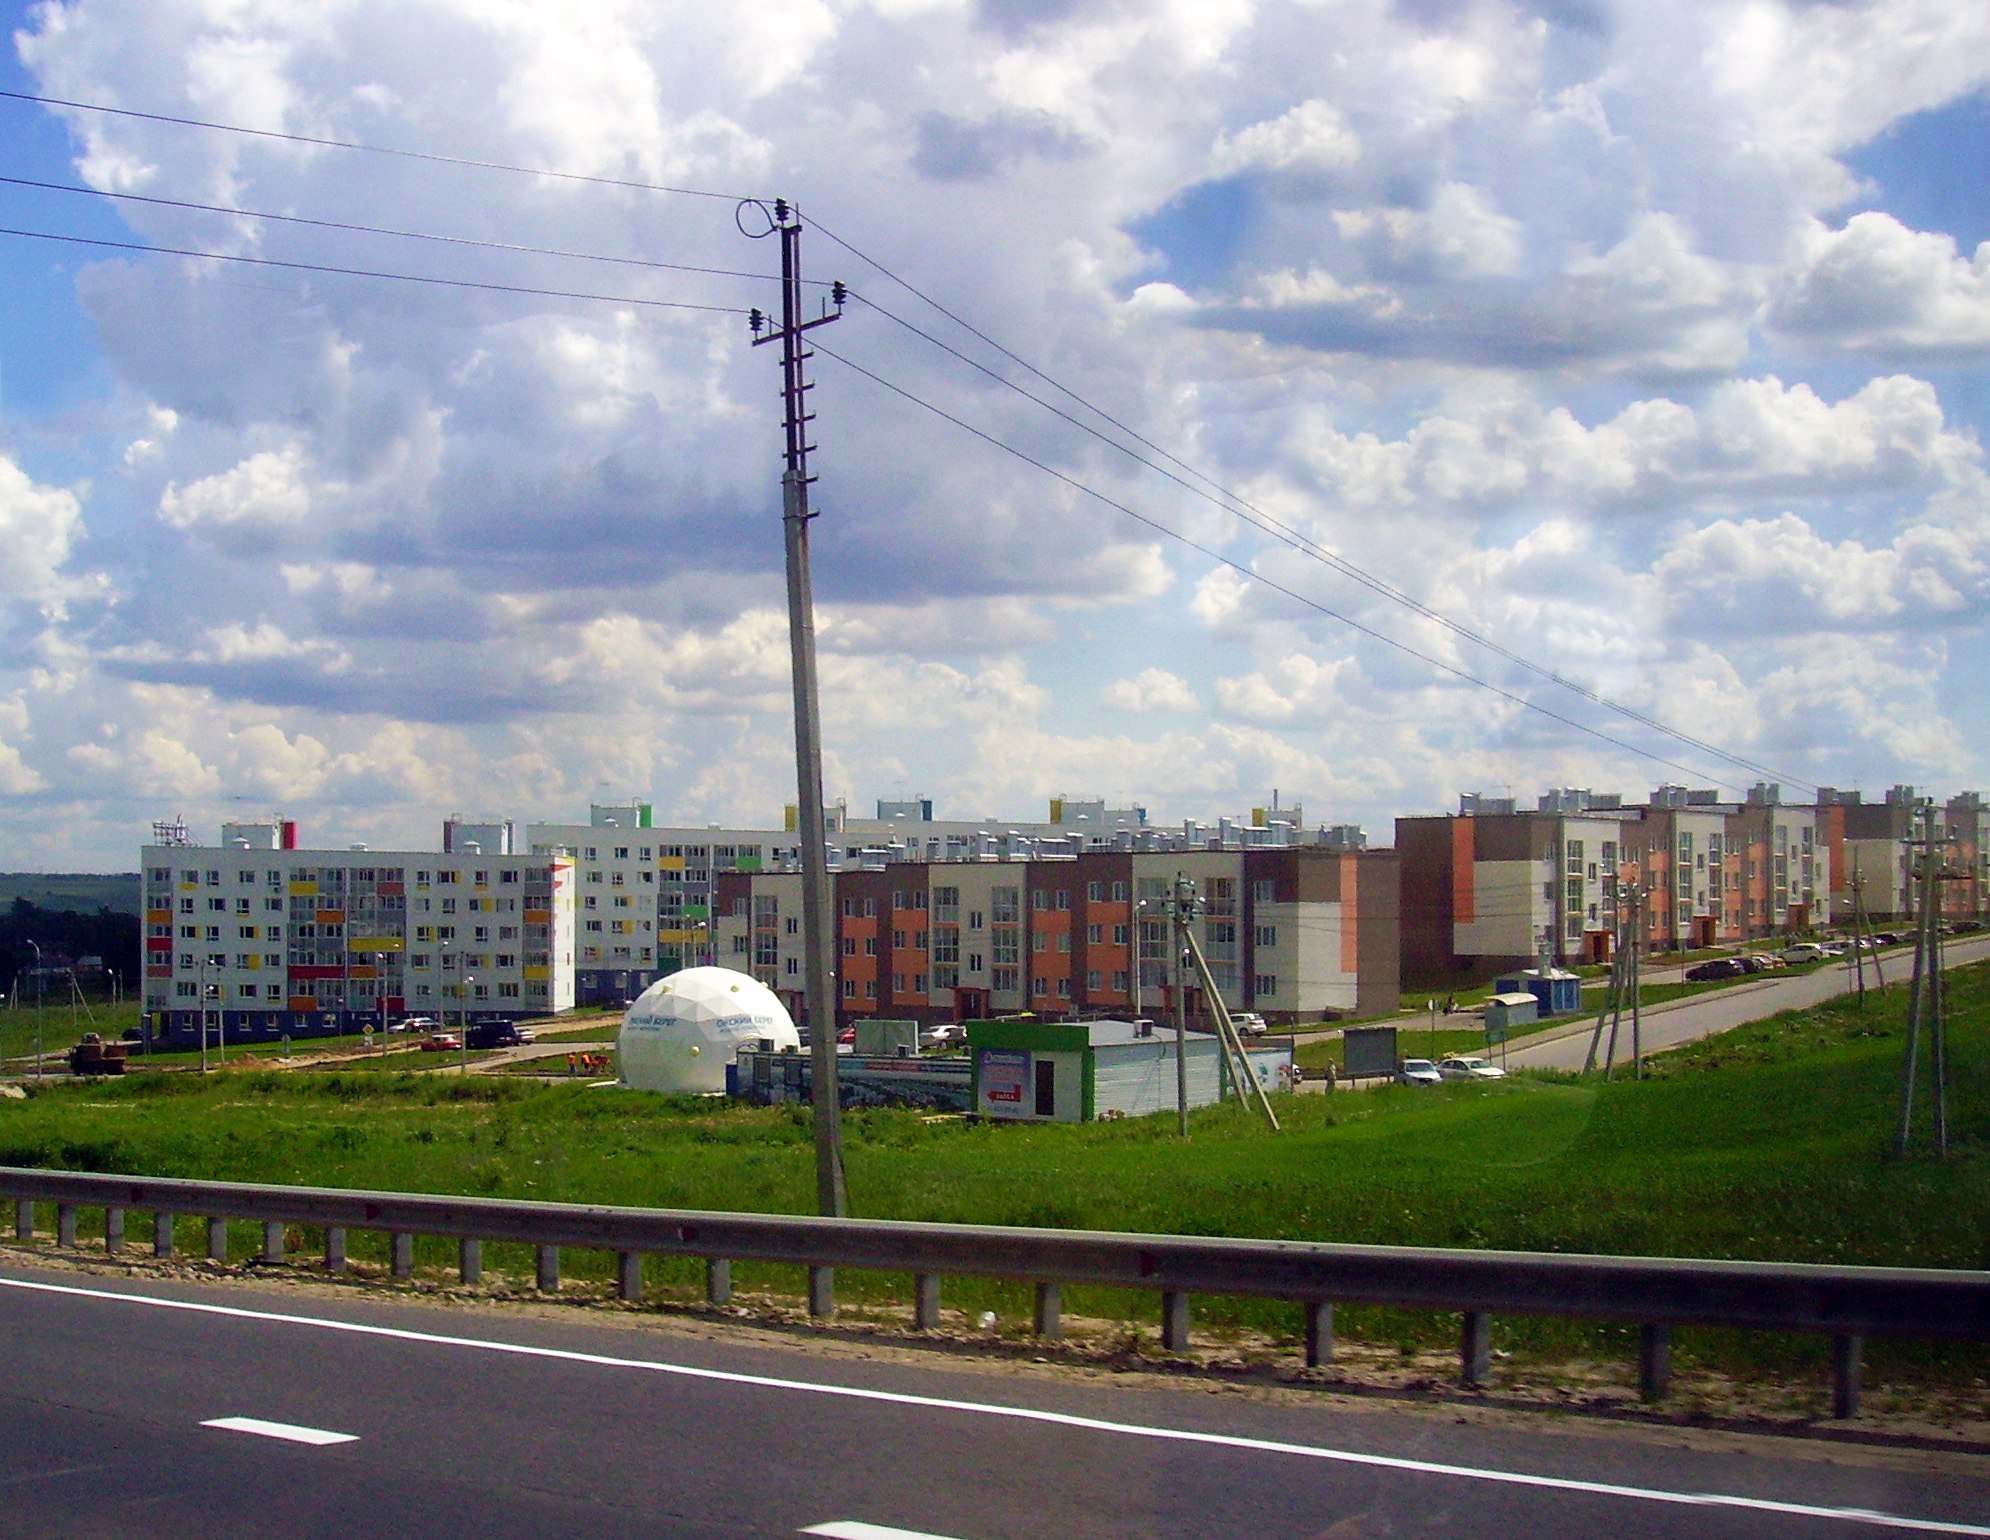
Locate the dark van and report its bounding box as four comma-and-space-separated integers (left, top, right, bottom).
465, 1020, 531, 1049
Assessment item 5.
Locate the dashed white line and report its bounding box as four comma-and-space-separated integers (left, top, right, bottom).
201, 1415, 358, 1446
2, 1274, 1984, 1536
803, 1524, 964, 1540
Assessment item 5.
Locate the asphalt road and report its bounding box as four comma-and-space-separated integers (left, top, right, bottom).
1503, 934, 1990, 1074
1, 1261, 1984, 1539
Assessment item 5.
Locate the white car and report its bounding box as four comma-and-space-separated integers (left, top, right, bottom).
1233, 1012, 1269, 1037
1779, 943, 1828, 964
1437, 1056, 1506, 1081
921, 1023, 967, 1049
1397, 1058, 1442, 1086
392, 1015, 437, 1033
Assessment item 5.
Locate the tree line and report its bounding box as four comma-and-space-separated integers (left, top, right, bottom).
1, 899, 140, 994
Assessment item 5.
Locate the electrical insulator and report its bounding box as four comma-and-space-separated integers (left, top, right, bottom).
831, 280, 848, 307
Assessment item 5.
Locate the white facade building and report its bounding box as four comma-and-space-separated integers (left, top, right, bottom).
141, 822, 574, 1045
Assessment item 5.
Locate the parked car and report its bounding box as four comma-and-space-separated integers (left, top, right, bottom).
1396, 1058, 1442, 1086
836, 1026, 856, 1045
1437, 1056, 1506, 1081
1233, 1012, 1269, 1037
921, 1023, 967, 1049
1874, 931, 1904, 946
419, 1032, 462, 1052
1685, 958, 1746, 981
1733, 955, 1774, 974
1779, 942, 1828, 964
393, 1015, 437, 1034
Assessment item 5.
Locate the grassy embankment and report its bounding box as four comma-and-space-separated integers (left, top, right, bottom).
1, 965, 1984, 1376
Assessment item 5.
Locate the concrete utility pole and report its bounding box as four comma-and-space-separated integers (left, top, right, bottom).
1169, 876, 1195, 1136
748, 198, 849, 1219
1896, 804, 1951, 1157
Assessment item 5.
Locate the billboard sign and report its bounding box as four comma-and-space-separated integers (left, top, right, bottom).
1342, 1025, 1400, 1080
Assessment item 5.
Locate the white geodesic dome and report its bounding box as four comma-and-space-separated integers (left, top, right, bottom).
618, 966, 799, 1094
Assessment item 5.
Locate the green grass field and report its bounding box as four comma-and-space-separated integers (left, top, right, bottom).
1, 964, 1983, 1375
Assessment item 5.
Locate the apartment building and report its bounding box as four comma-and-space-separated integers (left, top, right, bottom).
712, 844, 1398, 1033
140, 820, 575, 1046
1399, 785, 1828, 981
527, 796, 1360, 1007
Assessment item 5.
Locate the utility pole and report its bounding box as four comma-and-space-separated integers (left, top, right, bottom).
1895, 804, 1951, 1157
1169, 876, 1195, 1136
748, 198, 849, 1218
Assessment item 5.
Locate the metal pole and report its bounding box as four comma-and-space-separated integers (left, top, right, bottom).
461, 974, 474, 1074
751, 200, 849, 1218
27, 940, 42, 1081
1171, 876, 1189, 1136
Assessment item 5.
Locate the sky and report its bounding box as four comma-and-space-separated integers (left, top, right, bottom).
3, 0, 1990, 871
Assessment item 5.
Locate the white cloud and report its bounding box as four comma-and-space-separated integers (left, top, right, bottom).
1100, 668, 1198, 713
1767, 213, 1990, 356
1211, 99, 1359, 177
158, 445, 317, 531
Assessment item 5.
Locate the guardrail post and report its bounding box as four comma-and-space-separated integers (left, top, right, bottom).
206, 1217, 228, 1262
808, 1266, 834, 1318
617, 1251, 643, 1302
56, 1203, 76, 1249
14, 1199, 32, 1239
459, 1238, 482, 1286
261, 1222, 285, 1266
706, 1258, 732, 1307
913, 1273, 941, 1330
390, 1232, 413, 1279
1160, 1291, 1189, 1353
153, 1212, 174, 1257
1033, 1283, 1062, 1340
1639, 1325, 1671, 1402
1832, 1335, 1863, 1419
1461, 1311, 1492, 1387
325, 1227, 346, 1273
1304, 1301, 1334, 1368
536, 1244, 559, 1292
104, 1207, 125, 1256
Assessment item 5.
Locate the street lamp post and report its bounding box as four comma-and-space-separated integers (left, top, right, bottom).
461, 973, 474, 1074
27, 939, 42, 1082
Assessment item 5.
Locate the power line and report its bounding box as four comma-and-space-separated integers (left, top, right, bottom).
0, 173, 815, 287
812, 338, 1742, 792
0, 224, 751, 316
810, 214, 1810, 793
0, 89, 750, 203
850, 289, 1809, 792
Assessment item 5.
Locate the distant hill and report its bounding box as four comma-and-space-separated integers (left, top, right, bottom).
0, 874, 142, 917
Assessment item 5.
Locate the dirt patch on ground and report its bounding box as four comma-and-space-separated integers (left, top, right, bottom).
7, 1238, 1985, 1468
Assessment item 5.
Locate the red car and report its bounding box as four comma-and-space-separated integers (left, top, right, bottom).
836, 1027, 855, 1045
420, 1032, 462, 1052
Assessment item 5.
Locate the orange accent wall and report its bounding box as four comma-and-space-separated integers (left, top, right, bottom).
1341, 853, 1359, 974
1451, 818, 1475, 923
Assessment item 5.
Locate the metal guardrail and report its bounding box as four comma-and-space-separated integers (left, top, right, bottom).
3, 1165, 1984, 1419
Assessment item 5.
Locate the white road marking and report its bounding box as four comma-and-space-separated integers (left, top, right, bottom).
200, 1415, 358, 1446
2, 1274, 1982, 1537
804, 1525, 964, 1540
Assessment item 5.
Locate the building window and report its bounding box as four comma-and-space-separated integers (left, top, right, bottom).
1254, 973, 1277, 996
1254, 924, 1276, 947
